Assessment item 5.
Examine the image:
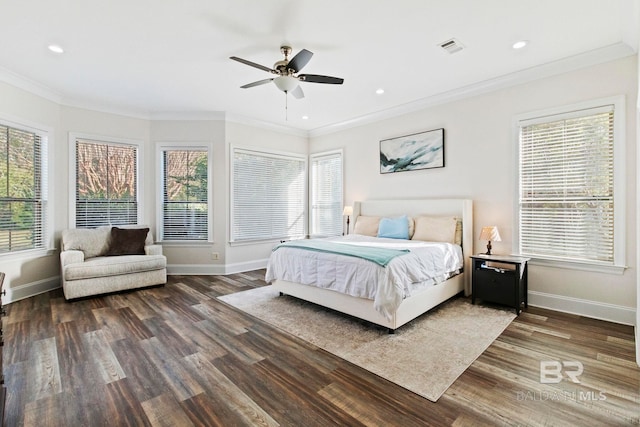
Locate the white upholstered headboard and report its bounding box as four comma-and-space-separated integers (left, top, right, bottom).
352, 198, 473, 294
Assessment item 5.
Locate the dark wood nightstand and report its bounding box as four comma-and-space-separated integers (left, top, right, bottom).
471, 254, 530, 314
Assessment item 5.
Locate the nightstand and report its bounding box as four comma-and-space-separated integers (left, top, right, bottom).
471, 254, 530, 314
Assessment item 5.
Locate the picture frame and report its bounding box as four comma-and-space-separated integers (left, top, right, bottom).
380, 128, 445, 174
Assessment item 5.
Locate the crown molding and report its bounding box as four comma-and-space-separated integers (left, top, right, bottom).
60, 97, 151, 120
0, 66, 62, 104
224, 111, 309, 138
1, 42, 635, 140
149, 111, 226, 121
308, 42, 637, 138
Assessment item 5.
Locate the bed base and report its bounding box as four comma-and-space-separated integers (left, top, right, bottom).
272, 273, 465, 332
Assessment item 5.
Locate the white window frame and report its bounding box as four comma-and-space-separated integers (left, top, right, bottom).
155, 141, 213, 244
309, 149, 344, 238
0, 115, 54, 259
68, 133, 143, 228
513, 96, 626, 274
230, 145, 308, 244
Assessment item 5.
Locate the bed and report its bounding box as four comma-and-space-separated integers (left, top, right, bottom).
266, 198, 473, 332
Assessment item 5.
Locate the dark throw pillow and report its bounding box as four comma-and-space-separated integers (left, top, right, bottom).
105, 227, 149, 256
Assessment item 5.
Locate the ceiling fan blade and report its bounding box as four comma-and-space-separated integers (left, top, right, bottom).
287, 49, 313, 73
298, 74, 344, 84
230, 56, 275, 73
290, 85, 304, 99
240, 78, 274, 89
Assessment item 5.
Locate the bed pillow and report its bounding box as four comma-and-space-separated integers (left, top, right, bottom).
377, 215, 410, 239
412, 216, 457, 243
408, 216, 415, 239
353, 216, 380, 237
105, 227, 149, 256
454, 217, 463, 245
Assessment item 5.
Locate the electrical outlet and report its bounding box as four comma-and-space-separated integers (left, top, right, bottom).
211, 252, 219, 260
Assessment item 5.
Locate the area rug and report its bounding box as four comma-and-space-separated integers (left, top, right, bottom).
218, 286, 516, 401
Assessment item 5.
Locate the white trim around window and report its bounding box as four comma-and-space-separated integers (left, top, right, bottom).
68, 132, 144, 229
513, 95, 626, 274
0, 114, 54, 257
230, 145, 308, 244
155, 141, 213, 244
309, 149, 344, 238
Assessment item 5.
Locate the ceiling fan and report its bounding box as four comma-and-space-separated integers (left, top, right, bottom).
230, 46, 344, 99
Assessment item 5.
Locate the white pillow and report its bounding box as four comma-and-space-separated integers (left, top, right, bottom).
353, 216, 380, 237
412, 216, 458, 243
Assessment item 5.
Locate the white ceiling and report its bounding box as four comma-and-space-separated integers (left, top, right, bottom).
0, 0, 638, 133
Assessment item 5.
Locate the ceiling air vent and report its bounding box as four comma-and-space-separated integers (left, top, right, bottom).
439, 38, 464, 54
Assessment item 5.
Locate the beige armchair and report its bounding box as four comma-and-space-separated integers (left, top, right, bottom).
60, 226, 167, 300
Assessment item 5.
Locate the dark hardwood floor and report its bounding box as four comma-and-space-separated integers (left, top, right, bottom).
2, 271, 638, 426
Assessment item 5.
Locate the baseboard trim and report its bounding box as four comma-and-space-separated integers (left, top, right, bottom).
3, 276, 61, 304
5, 273, 633, 328
167, 259, 268, 276
167, 264, 226, 275
528, 290, 636, 326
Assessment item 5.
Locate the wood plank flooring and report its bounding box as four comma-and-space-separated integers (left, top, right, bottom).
2, 271, 639, 426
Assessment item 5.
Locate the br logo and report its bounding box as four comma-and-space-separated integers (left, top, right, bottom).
540, 361, 583, 383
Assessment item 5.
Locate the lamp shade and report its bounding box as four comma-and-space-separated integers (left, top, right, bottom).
479, 226, 501, 242
343, 206, 353, 216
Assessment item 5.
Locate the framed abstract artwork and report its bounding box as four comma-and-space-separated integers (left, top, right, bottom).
380, 128, 445, 174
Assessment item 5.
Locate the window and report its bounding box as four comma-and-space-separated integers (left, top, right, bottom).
310, 150, 343, 237
160, 148, 208, 241
0, 123, 48, 254
517, 98, 624, 270
232, 147, 306, 242
74, 138, 139, 228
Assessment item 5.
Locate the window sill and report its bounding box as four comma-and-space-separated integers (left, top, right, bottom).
229, 237, 306, 247
159, 240, 212, 247
0, 247, 57, 261
527, 256, 627, 275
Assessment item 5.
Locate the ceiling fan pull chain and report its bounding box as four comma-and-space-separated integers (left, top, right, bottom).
285, 92, 288, 121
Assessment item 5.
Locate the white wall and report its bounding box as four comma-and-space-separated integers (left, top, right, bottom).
0, 83, 60, 294
150, 119, 227, 273
0, 82, 308, 297
635, 38, 640, 365
311, 56, 638, 323
149, 119, 308, 274
0, 54, 636, 326
224, 121, 308, 271
61, 106, 152, 226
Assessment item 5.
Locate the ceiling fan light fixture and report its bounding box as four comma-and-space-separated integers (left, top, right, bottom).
274, 76, 299, 93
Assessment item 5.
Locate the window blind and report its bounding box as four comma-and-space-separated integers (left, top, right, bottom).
310, 151, 343, 237
232, 148, 306, 242
519, 106, 614, 263
162, 149, 208, 240
0, 125, 46, 253
75, 139, 138, 228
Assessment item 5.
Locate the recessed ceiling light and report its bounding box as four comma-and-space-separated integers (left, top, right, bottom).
47, 44, 64, 54
512, 40, 528, 50
302, 115, 309, 120
376, 88, 385, 95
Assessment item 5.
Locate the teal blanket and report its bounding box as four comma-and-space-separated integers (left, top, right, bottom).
274, 240, 409, 267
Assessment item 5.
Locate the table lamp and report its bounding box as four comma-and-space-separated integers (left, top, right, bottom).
343, 206, 353, 235
479, 226, 501, 255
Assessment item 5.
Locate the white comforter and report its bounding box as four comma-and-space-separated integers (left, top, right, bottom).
265, 234, 463, 320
